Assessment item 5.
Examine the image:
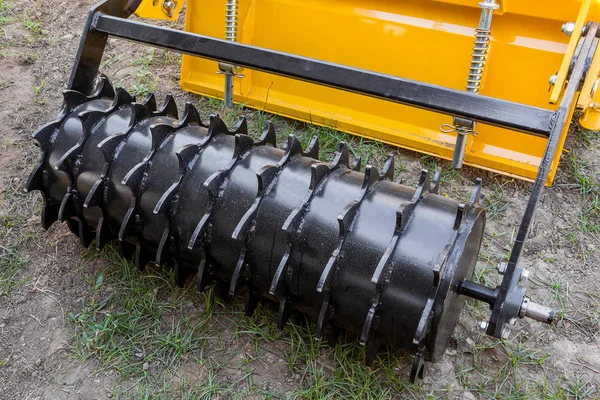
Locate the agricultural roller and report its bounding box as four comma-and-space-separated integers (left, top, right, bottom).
27, 0, 598, 381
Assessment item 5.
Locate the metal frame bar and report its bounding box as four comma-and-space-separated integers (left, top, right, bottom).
67, 0, 592, 338
71, 10, 556, 137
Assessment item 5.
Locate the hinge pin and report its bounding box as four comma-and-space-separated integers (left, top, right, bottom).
220, 0, 243, 108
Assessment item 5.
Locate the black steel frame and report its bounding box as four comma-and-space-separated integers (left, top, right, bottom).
67, 0, 595, 338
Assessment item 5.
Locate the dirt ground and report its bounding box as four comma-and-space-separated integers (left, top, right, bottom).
0, 0, 599, 399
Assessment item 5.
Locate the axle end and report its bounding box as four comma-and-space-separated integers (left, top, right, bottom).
519, 297, 555, 324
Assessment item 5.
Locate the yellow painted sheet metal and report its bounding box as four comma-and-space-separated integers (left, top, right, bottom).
173, 0, 597, 184
549, 0, 592, 104
135, 0, 183, 20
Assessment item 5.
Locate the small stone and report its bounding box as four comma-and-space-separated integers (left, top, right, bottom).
458, 337, 477, 354
107, 393, 113, 398
0, 323, 6, 328
462, 391, 477, 400
143, 362, 149, 371
62, 34, 74, 40
35, 358, 43, 367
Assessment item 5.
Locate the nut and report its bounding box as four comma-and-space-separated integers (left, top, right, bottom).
501, 326, 511, 340
549, 75, 558, 86
478, 320, 488, 330
562, 22, 576, 37
519, 269, 530, 284
497, 261, 507, 274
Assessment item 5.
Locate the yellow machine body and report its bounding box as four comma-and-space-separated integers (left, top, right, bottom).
136, 0, 600, 183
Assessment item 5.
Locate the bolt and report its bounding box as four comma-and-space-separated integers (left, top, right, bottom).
519, 269, 530, 284
562, 22, 576, 37
497, 261, 507, 274
591, 80, 599, 97
478, 320, 488, 331
479, 0, 500, 10
162, 0, 177, 18
501, 326, 511, 340
549, 75, 558, 86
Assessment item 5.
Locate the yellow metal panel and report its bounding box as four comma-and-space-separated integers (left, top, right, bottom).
579, 71, 600, 130
135, 0, 183, 20
549, 0, 592, 104
577, 37, 600, 109
179, 0, 593, 184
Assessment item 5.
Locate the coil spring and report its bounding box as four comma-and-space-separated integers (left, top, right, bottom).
225, 0, 238, 42
466, 27, 491, 92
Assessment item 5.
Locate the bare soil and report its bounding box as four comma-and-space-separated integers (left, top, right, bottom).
0, 1, 599, 399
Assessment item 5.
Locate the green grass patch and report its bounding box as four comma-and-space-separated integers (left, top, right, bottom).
566, 147, 600, 234
0, 0, 11, 25
0, 245, 28, 296
68, 245, 213, 378
22, 11, 42, 35
131, 68, 159, 98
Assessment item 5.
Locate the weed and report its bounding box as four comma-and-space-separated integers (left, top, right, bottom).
566, 153, 600, 234
419, 155, 462, 185
485, 180, 513, 220
182, 369, 233, 399
132, 50, 155, 69
22, 12, 42, 35
0, 245, 28, 296
565, 374, 596, 399
0, 0, 11, 26
101, 51, 122, 70
32, 77, 47, 104
153, 49, 181, 67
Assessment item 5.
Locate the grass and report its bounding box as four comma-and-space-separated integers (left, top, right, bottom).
22, 11, 41, 35
554, 128, 600, 265
124, 49, 179, 97
69, 245, 212, 380
70, 245, 428, 398
67, 241, 597, 399
484, 180, 513, 221
0, 0, 11, 26
568, 149, 599, 228
131, 68, 159, 98
32, 77, 47, 104
419, 155, 463, 185
0, 245, 28, 296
